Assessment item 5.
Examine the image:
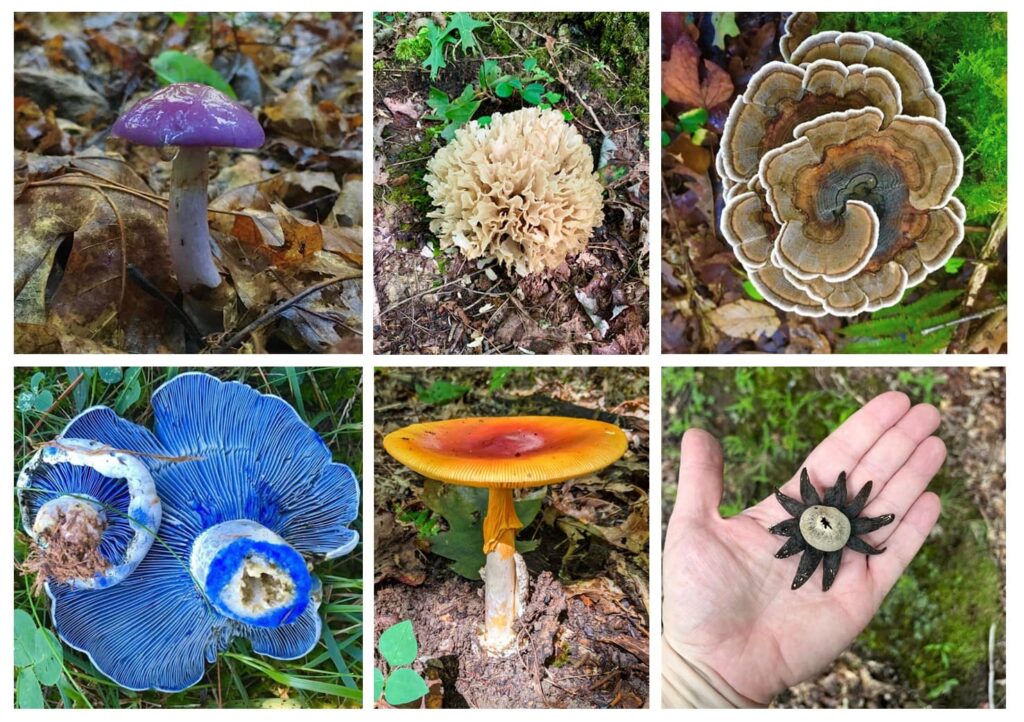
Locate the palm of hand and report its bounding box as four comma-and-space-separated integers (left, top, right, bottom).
664, 392, 945, 704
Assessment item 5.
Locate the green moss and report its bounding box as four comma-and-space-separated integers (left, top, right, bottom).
582, 13, 649, 116
816, 12, 1007, 223
859, 519, 1001, 704
394, 28, 430, 64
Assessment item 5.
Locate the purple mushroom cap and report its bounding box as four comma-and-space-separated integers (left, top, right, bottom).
111, 82, 265, 148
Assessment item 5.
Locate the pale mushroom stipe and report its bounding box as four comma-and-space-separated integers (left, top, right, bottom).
24, 373, 359, 691
111, 83, 265, 294
383, 416, 627, 655
719, 29, 965, 316
425, 107, 604, 276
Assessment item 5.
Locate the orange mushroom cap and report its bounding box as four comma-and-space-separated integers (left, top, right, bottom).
382, 416, 628, 488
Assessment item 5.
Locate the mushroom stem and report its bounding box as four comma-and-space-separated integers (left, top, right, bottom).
168, 145, 221, 292
190, 519, 313, 627
480, 488, 525, 655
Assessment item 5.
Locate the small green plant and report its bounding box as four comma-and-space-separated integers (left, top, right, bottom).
662, 101, 709, 148
150, 51, 236, 98
16, 371, 55, 413
425, 84, 481, 141
838, 289, 964, 353
397, 507, 443, 539
14, 610, 64, 709
421, 12, 490, 80
415, 379, 470, 405
374, 620, 429, 707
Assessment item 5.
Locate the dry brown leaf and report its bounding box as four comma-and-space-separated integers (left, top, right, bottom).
662, 35, 734, 109
708, 299, 780, 341
230, 202, 323, 266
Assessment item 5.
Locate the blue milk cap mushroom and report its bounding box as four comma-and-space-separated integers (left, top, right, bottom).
17, 438, 162, 591
42, 372, 360, 691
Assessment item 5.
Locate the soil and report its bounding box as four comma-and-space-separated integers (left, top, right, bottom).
375, 561, 648, 709
373, 12, 650, 354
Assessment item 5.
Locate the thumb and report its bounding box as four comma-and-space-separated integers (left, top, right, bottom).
670, 428, 725, 525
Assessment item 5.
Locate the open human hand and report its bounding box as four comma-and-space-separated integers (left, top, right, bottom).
663, 391, 945, 704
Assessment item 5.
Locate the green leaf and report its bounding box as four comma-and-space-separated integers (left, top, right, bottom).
378, 620, 418, 667
33, 389, 53, 412
416, 379, 470, 406
422, 21, 454, 80
32, 628, 63, 686
16, 667, 44, 709
488, 367, 513, 392
167, 12, 190, 27
477, 115, 492, 127
544, 91, 563, 103
711, 12, 741, 50
113, 372, 142, 415
422, 480, 545, 580
151, 51, 236, 99
742, 280, 765, 301
373, 667, 385, 701
677, 107, 709, 134
561, 109, 574, 121
98, 367, 123, 384
522, 82, 546, 105
661, 130, 671, 147
384, 667, 429, 706
425, 86, 450, 115
495, 80, 515, 98
14, 609, 36, 668
945, 256, 967, 274
448, 12, 489, 55
31, 371, 45, 392
478, 59, 500, 89
523, 57, 538, 72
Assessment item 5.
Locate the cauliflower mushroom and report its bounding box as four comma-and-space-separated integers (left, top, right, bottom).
38, 373, 360, 691
18, 438, 161, 590
425, 108, 604, 276
383, 416, 627, 655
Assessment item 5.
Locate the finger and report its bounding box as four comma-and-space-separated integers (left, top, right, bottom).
861, 435, 946, 547
671, 428, 724, 524
752, 392, 911, 515
847, 403, 941, 496
868, 491, 941, 605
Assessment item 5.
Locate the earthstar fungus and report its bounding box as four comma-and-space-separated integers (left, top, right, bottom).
112, 83, 265, 294
384, 416, 627, 655
770, 468, 895, 591
35, 373, 359, 691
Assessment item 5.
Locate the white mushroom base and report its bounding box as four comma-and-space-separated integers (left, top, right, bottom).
478, 549, 529, 656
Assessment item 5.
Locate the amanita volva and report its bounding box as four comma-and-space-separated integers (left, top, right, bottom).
383, 416, 627, 655
111, 82, 265, 293
17, 438, 161, 590
31, 373, 360, 691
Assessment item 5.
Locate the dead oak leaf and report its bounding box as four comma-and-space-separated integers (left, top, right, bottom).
708, 299, 780, 341
230, 202, 323, 266
663, 35, 734, 109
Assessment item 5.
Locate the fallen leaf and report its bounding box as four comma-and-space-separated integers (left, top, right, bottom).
708, 299, 781, 341
662, 34, 734, 109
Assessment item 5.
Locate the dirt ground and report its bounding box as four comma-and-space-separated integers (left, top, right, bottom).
374, 367, 650, 707
373, 13, 649, 354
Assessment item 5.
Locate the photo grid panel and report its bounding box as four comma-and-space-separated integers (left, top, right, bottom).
6, 3, 1011, 715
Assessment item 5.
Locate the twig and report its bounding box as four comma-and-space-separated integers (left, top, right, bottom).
379, 269, 487, 315
126, 265, 202, 341
544, 36, 608, 137
217, 274, 356, 350
921, 303, 1007, 335
27, 373, 85, 439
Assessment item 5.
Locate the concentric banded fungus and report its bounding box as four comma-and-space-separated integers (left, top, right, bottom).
770, 469, 895, 591
425, 108, 604, 276
779, 12, 819, 63
720, 59, 902, 183
42, 373, 359, 691
789, 31, 946, 121
17, 439, 161, 590
112, 83, 265, 293
758, 107, 964, 314
383, 416, 627, 655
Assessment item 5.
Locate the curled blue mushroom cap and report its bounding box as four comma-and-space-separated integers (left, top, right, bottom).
44, 372, 360, 692
18, 438, 162, 590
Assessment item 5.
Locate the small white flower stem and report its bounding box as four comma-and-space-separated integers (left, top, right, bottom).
168, 146, 221, 292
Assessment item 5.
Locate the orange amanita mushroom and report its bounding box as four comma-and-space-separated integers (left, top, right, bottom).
383, 416, 627, 655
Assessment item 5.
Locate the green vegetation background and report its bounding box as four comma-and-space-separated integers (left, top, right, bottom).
13, 367, 363, 709
817, 12, 1007, 224
662, 367, 1004, 707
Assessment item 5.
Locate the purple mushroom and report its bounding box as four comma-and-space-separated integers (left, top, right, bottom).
112, 83, 264, 293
